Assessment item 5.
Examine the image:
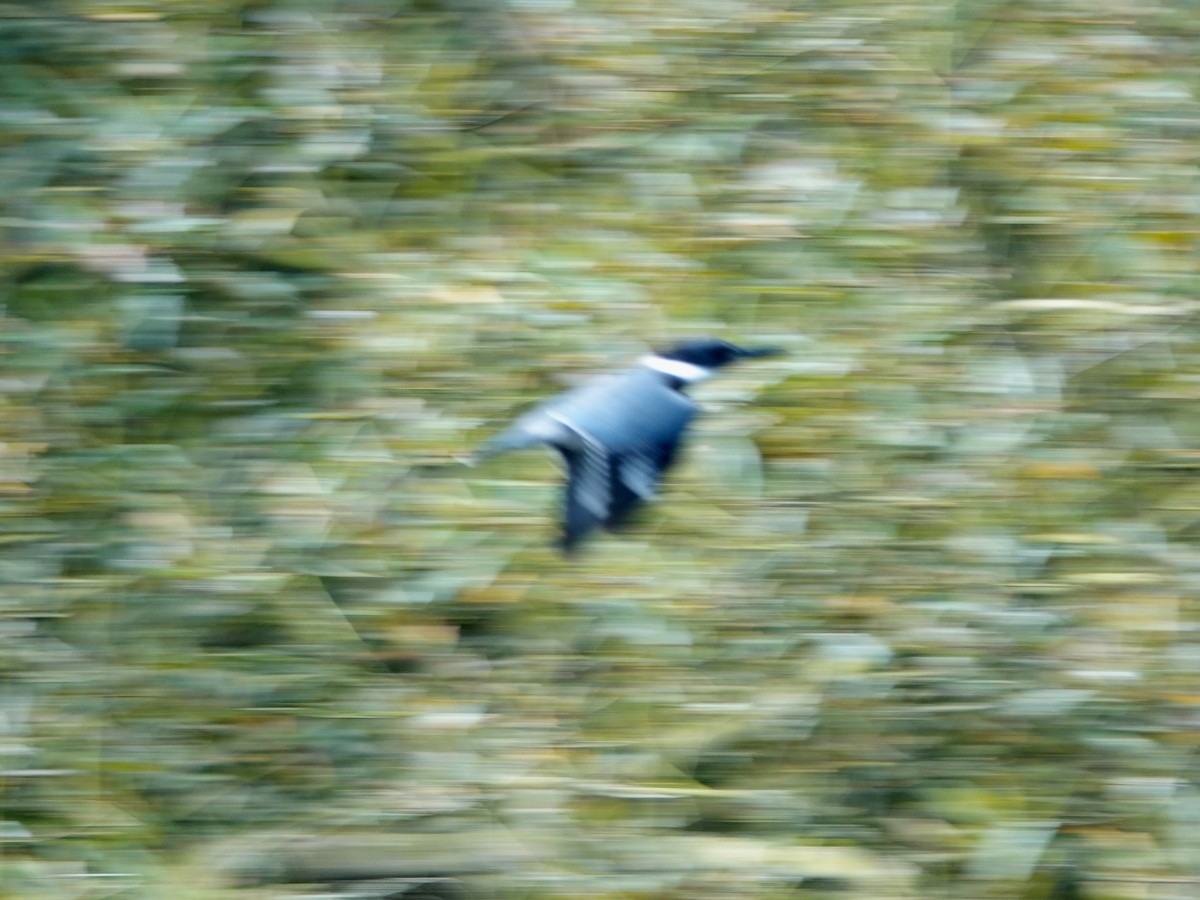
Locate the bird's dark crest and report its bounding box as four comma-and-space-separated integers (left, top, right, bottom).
657, 337, 781, 370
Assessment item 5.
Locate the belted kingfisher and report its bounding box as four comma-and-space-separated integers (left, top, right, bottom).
476, 338, 781, 550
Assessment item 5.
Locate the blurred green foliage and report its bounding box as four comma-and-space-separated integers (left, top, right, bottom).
3, 0, 1200, 897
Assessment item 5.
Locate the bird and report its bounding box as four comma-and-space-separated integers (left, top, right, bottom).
475, 338, 781, 551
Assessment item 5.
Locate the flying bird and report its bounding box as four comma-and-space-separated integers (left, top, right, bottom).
475, 338, 780, 550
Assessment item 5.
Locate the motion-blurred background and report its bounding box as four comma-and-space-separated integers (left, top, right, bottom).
3, 1, 1200, 897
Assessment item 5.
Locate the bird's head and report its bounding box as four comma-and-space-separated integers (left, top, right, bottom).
644, 338, 782, 382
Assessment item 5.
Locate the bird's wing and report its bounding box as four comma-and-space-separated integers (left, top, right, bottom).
532, 369, 697, 549
606, 420, 689, 527
582, 374, 697, 531
559, 429, 613, 551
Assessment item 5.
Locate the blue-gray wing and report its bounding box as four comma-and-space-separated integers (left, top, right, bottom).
547, 371, 696, 549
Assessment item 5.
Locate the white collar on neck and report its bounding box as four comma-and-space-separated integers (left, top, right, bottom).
640, 354, 711, 383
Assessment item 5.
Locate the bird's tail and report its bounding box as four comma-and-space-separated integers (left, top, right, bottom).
464, 425, 543, 467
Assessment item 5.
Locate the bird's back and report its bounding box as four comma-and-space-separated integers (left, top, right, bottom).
539, 368, 695, 454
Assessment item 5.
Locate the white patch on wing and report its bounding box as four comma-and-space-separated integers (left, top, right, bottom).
576, 435, 612, 516
619, 450, 659, 498
548, 411, 612, 518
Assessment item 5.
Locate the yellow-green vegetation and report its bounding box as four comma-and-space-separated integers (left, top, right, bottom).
3, 0, 1200, 897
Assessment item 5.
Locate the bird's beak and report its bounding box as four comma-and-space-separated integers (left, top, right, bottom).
740, 346, 785, 359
